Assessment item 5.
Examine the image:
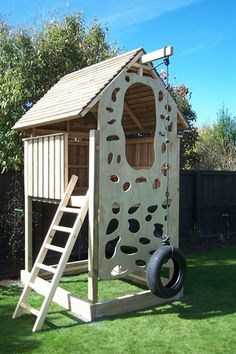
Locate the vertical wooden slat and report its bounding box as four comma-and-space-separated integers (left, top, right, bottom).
54, 135, 61, 199
142, 143, 148, 167
49, 136, 55, 199
43, 137, 49, 199
64, 134, 68, 192
27, 140, 33, 196
33, 140, 38, 197
135, 143, 141, 167
60, 135, 64, 197
24, 141, 28, 196
38, 138, 43, 198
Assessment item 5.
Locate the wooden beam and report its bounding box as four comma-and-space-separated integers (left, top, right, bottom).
88, 130, 100, 303
21, 271, 92, 322
90, 110, 97, 120
33, 128, 89, 138
24, 139, 33, 271
138, 66, 143, 76
141, 46, 174, 64
25, 196, 33, 271
92, 289, 183, 320
124, 102, 145, 132
132, 63, 153, 71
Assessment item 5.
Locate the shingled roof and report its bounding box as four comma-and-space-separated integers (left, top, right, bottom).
13, 48, 144, 130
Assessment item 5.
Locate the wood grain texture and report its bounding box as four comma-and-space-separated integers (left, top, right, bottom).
13, 49, 144, 130
24, 133, 68, 200
97, 70, 179, 279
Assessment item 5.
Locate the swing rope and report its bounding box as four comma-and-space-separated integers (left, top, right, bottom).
146, 53, 187, 299
162, 56, 173, 251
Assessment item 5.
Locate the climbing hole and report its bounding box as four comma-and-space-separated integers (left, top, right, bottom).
123, 181, 131, 191
139, 237, 150, 245
153, 223, 164, 238
106, 219, 119, 235
106, 135, 119, 141
147, 205, 158, 213
145, 215, 152, 222
105, 236, 120, 259
120, 245, 138, 254
112, 202, 120, 214
135, 176, 148, 183
158, 91, 164, 102
128, 219, 140, 233
112, 87, 120, 102
107, 152, 113, 164
110, 175, 119, 183
135, 259, 146, 267
128, 203, 140, 214
152, 178, 161, 189
108, 119, 116, 125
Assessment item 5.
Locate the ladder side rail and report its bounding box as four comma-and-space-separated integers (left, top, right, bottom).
13, 175, 78, 319
32, 192, 89, 332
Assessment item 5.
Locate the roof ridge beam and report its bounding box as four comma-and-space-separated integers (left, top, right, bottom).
140, 46, 173, 64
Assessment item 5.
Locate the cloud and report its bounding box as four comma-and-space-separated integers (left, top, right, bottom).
101, 0, 204, 29
181, 30, 226, 56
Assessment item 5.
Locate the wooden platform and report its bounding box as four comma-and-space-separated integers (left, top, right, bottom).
21, 270, 183, 323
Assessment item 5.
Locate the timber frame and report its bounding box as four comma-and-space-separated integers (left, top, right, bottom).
13, 46, 187, 324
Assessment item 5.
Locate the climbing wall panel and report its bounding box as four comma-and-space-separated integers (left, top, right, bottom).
98, 71, 180, 279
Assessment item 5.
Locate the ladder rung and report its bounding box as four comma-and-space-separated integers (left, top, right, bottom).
45, 244, 64, 253
37, 263, 57, 274
53, 225, 73, 233
60, 207, 80, 213
21, 302, 39, 317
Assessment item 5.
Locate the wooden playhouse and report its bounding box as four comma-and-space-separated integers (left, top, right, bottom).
12, 47, 188, 331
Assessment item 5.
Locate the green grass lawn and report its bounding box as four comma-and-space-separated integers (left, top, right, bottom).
1, 245, 236, 354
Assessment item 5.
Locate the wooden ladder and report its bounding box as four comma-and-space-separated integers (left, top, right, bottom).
12, 175, 88, 332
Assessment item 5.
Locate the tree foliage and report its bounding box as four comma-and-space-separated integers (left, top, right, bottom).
196, 106, 236, 171
170, 84, 199, 169
0, 13, 118, 172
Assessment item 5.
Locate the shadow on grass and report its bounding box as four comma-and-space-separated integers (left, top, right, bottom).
1, 246, 236, 341
116, 249, 236, 322
0, 287, 84, 350
149, 264, 236, 320
43, 310, 86, 331
0, 284, 22, 299
0, 302, 41, 353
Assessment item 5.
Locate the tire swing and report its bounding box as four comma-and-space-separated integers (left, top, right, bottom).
146, 56, 187, 298
146, 245, 187, 298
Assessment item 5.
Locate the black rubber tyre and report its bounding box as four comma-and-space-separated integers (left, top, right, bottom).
146, 246, 187, 298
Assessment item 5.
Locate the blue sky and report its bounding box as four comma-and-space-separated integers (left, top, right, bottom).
1, 0, 236, 127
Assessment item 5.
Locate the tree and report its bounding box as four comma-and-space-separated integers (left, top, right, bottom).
0, 13, 118, 172
215, 106, 236, 146
196, 106, 236, 171
170, 84, 199, 169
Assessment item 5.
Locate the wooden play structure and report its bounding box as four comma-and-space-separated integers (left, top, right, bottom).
12, 46, 188, 331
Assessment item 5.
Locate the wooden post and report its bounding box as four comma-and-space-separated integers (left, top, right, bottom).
88, 130, 100, 303
24, 139, 33, 271
25, 195, 33, 271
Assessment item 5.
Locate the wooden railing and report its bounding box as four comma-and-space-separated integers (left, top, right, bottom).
24, 133, 68, 200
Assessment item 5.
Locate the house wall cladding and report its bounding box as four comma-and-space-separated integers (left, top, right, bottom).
1, 170, 236, 264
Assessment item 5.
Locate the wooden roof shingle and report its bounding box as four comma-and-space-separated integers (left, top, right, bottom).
13, 48, 144, 130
